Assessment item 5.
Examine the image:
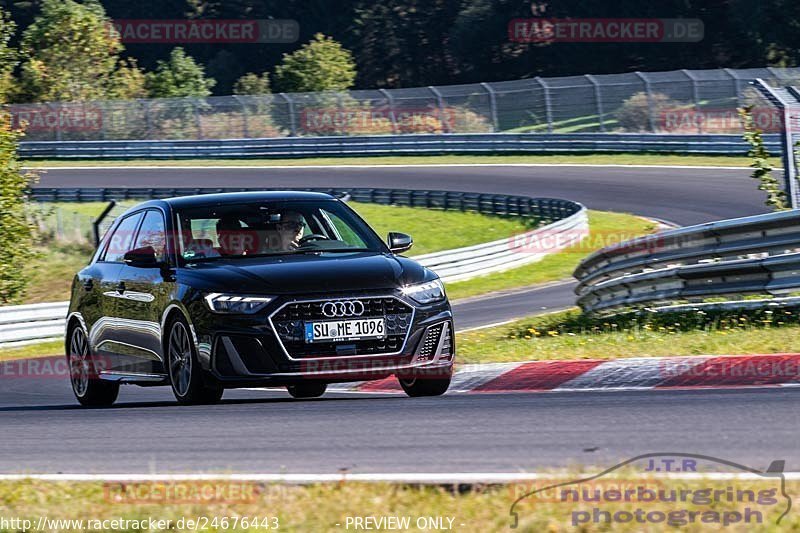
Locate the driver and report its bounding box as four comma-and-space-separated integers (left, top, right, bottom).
268, 211, 305, 251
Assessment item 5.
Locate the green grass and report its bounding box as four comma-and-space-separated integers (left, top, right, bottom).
40, 201, 116, 218
0, 478, 795, 532
350, 201, 531, 256
445, 210, 657, 301
0, 340, 62, 362
457, 308, 800, 364
22, 153, 766, 167
22, 242, 93, 305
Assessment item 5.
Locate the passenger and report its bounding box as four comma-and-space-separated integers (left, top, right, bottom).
216, 216, 248, 256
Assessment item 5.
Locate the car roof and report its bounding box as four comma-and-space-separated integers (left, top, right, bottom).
162, 191, 337, 209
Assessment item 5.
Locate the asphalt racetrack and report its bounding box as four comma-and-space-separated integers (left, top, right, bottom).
3, 163, 791, 475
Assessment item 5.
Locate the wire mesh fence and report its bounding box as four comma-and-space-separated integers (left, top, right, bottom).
9, 67, 800, 142
26, 202, 134, 246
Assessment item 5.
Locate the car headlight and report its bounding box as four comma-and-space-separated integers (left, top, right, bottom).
204, 293, 274, 314
401, 279, 446, 304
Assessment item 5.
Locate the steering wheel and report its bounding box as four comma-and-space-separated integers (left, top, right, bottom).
299, 234, 329, 245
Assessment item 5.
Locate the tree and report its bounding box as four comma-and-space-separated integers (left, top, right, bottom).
18, 0, 144, 102
0, 112, 35, 303
145, 48, 216, 98
108, 58, 148, 100
233, 72, 271, 95
273, 33, 356, 93
0, 8, 17, 103
350, 0, 459, 88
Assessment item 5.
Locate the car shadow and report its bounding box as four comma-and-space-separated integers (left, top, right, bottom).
0, 394, 400, 412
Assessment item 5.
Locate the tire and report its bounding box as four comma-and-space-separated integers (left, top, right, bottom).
398, 369, 452, 398
287, 382, 327, 399
68, 325, 119, 407
166, 316, 223, 405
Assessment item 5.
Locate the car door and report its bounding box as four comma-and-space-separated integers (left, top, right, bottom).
114, 209, 172, 375
88, 211, 144, 371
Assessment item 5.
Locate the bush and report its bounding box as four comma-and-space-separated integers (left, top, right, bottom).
273, 34, 356, 93
0, 112, 35, 303
234, 73, 271, 96
616, 92, 680, 132
152, 110, 283, 140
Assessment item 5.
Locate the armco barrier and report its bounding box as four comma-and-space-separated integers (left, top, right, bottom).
4, 188, 585, 345
0, 302, 69, 344
18, 132, 775, 159
416, 208, 587, 282
574, 209, 800, 314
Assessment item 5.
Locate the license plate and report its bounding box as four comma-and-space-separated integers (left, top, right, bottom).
304, 318, 385, 343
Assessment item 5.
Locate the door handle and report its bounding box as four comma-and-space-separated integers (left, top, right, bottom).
116, 282, 126, 294
82, 280, 93, 291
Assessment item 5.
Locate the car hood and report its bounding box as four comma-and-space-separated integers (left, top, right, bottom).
178, 252, 435, 294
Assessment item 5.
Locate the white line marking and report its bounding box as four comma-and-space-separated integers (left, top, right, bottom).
26, 163, 757, 171
0, 472, 797, 482
456, 320, 516, 333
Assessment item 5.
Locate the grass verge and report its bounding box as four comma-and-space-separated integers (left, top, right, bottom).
0, 478, 794, 532
22, 242, 94, 305
458, 308, 800, 364
0, 340, 62, 362
445, 210, 657, 301
23, 153, 765, 168
349, 202, 531, 256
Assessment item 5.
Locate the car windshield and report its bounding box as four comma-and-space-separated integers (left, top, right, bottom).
175, 199, 386, 262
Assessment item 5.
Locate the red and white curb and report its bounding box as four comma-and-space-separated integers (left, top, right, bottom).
328, 353, 800, 394
6, 354, 800, 394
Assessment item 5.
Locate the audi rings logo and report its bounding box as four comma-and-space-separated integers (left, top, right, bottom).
321, 300, 365, 318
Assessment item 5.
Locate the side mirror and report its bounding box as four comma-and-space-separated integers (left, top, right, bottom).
387, 232, 413, 254
123, 246, 159, 268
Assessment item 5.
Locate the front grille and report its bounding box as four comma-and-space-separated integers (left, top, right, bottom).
271, 297, 414, 358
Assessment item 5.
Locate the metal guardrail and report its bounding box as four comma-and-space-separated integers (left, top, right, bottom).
574, 209, 800, 314
416, 207, 587, 282
0, 302, 69, 345
19, 132, 778, 159
6, 188, 585, 345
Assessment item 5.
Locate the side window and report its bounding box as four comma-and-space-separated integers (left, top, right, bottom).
133, 210, 167, 262
322, 209, 368, 248
103, 212, 144, 263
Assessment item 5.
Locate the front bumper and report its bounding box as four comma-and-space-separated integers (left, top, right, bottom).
191, 290, 454, 386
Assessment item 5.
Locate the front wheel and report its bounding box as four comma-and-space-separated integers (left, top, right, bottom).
398, 371, 452, 398
68, 326, 119, 407
167, 317, 223, 405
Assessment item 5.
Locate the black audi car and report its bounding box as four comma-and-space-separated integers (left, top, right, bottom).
66, 192, 454, 406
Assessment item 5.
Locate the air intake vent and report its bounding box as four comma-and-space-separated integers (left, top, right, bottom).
439, 323, 453, 361
417, 323, 444, 361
